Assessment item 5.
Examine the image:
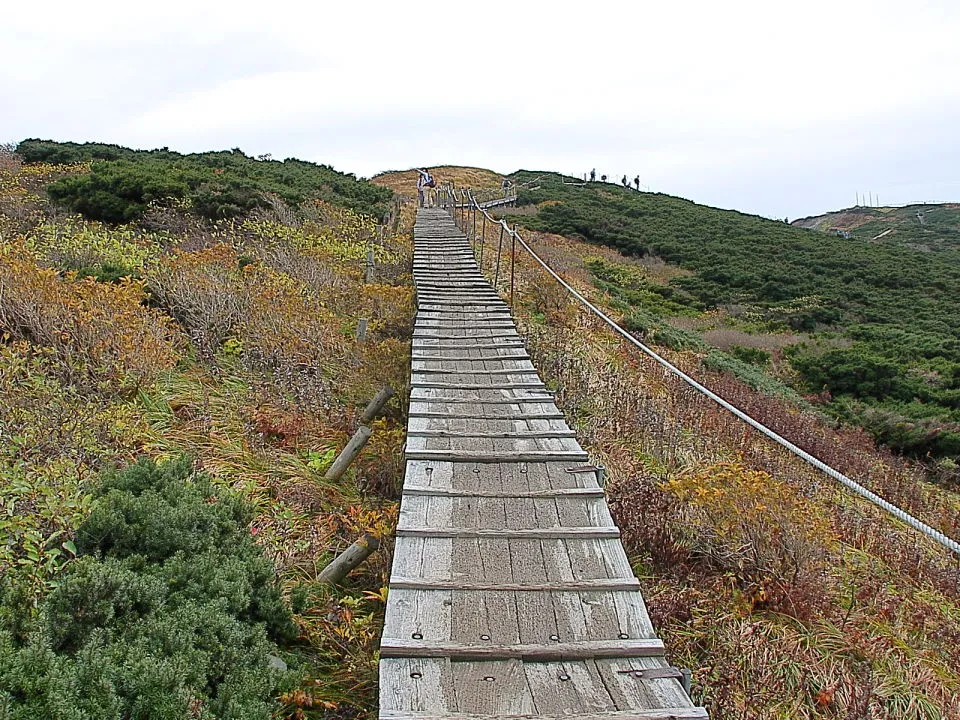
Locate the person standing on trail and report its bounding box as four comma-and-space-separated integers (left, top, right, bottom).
621, 175, 628, 188
634, 175, 640, 190
502, 178, 511, 196
590, 168, 596, 182
416, 168, 435, 207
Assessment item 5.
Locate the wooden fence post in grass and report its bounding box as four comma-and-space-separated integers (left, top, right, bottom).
324, 425, 373, 481
364, 248, 375, 283
360, 385, 395, 425
318, 533, 380, 584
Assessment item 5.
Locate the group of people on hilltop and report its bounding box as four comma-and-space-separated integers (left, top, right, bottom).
589, 168, 641, 191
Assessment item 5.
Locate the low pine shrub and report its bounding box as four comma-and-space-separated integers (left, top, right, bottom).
0, 458, 295, 719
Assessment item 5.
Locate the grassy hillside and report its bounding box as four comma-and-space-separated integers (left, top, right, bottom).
795, 204, 960, 251
372, 165, 504, 197
505, 171, 960, 465
0, 142, 412, 717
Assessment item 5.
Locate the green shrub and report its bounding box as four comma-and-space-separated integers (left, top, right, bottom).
0, 457, 295, 719
47, 160, 191, 223
74, 263, 139, 283
787, 345, 904, 400
704, 349, 808, 405
729, 345, 771, 366
20, 140, 393, 222
650, 324, 707, 352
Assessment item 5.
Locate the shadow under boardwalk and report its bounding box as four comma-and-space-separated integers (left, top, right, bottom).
379, 207, 708, 719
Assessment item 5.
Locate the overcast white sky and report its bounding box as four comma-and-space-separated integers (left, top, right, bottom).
3, 0, 958, 219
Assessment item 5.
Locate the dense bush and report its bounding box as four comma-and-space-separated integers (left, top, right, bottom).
17, 140, 393, 222
0, 457, 295, 719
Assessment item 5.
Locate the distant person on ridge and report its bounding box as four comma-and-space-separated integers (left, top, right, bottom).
590, 168, 596, 182
621, 175, 628, 188
634, 175, 640, 190
416, 168, 435, 207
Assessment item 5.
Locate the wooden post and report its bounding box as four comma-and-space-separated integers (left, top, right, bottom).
318, 533, 380, 584
359, 385, 395, 425
479, 212, 487, 269
596, 464, 607, 487
324, 425, 373, 481
680, 668, 692, 697
494, 222, 505, 286
364, 248, 375, 283
510, 225, 517, 309
356, 318, 368, 341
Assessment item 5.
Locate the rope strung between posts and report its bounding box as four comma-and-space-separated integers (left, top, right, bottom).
444, 187, 960, 558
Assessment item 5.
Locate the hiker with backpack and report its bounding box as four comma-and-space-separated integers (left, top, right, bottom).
416, 168, 435, 207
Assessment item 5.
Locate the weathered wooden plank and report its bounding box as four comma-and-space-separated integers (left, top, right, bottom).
404, 451, 589, 463
411, 342, 526, 350
523, 661, 614, 714
378, 657, 454, 712
415, 322, 517, 330
397, 527, 620, 540
411, 333, 523, 340
612, 589, 658, 639
408, 430, 576, 439
596, 658, 698, 711
410, 368, 539, 376
379, 638, 665, 661
408, 390, 552, 402
382, 710, 709, 720
409, 411, 566, 420
389, 578, 642, 592
382, 588, 453, 643
411, 353, 530, 361
449, 659, 536, 714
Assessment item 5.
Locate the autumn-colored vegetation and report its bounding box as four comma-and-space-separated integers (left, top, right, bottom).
0, 142, 413, 717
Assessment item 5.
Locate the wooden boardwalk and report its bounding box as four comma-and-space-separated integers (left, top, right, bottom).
379, 208, 708, 719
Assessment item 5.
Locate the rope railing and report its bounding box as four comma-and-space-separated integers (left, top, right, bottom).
440, 186, 960, 559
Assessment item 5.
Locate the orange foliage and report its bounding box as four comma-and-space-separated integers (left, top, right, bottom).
149, 243, 248, 355
0, 242, 179, 392
662, 462, 835, 592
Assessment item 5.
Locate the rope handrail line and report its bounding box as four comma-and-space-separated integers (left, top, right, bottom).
446, 187, 960, 558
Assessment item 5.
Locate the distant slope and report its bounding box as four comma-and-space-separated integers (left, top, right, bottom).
506, 170, 960, 460
794, 203, 960, 251
372, 166, 504, 197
